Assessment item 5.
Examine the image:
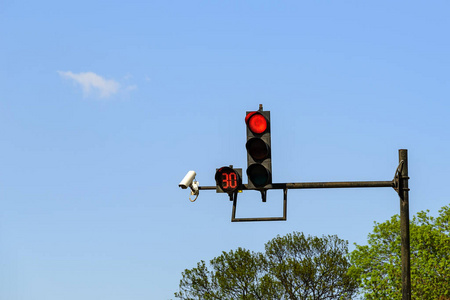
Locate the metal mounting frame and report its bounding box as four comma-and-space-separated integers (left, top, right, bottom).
200, 179, 395, 222
231, 188, 287, 222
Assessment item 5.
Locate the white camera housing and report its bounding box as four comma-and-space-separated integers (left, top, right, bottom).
179, 171, 196, 189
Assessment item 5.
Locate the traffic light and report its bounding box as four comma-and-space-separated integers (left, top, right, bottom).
245, 108, 271, 189
215, 167, 242, 194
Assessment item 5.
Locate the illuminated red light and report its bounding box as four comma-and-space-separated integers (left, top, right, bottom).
246, 113, 267, 134
215, 167, 242, 193
221, 171, 238, 190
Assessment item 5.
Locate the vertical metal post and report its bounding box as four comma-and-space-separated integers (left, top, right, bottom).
399, 149, 411, 300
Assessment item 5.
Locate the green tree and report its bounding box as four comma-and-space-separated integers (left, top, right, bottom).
265, 233, 358, 299
350, 205, 450, 300
175, 232, 358, 300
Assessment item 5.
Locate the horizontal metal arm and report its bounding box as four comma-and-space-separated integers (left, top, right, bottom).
199, 180, 395, 191
275, 180, 395, 189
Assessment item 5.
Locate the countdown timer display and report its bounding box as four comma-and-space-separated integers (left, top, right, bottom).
215, 167, 242, 193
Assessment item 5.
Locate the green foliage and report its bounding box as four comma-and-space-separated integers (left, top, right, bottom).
174, 247, 277, 300
350, 205, 450, 300
175, 232, 358, 300
265, 233, 357, 300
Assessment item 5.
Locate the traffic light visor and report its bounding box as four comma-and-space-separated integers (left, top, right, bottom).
246, 112, 267, 134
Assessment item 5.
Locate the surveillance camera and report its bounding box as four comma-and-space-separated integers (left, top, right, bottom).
179, 171, 196, 189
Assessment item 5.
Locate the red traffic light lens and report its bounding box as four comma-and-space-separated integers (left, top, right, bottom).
215, 167, 241, 193
246, 113, 267, 134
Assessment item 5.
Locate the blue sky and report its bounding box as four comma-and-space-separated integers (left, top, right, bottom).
1, 1, 449, 299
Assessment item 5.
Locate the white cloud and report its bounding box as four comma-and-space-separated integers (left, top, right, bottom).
58, 71, 121, 98
125, 84, 137, 91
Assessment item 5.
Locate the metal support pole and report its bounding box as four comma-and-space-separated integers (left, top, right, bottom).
399, 149, 411, 300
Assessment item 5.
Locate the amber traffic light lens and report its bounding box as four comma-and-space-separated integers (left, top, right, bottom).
246, 138, 269, 161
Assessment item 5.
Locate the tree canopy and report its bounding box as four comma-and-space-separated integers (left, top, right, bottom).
174, 232, 358, 300
175, 205, 450, 299
350, 205, 450, 300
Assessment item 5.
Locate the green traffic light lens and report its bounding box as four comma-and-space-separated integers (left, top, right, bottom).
247, 164, 269, 187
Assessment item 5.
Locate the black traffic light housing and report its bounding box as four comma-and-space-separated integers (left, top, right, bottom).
245, 107, 272, 189
215, 167, 242, 194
